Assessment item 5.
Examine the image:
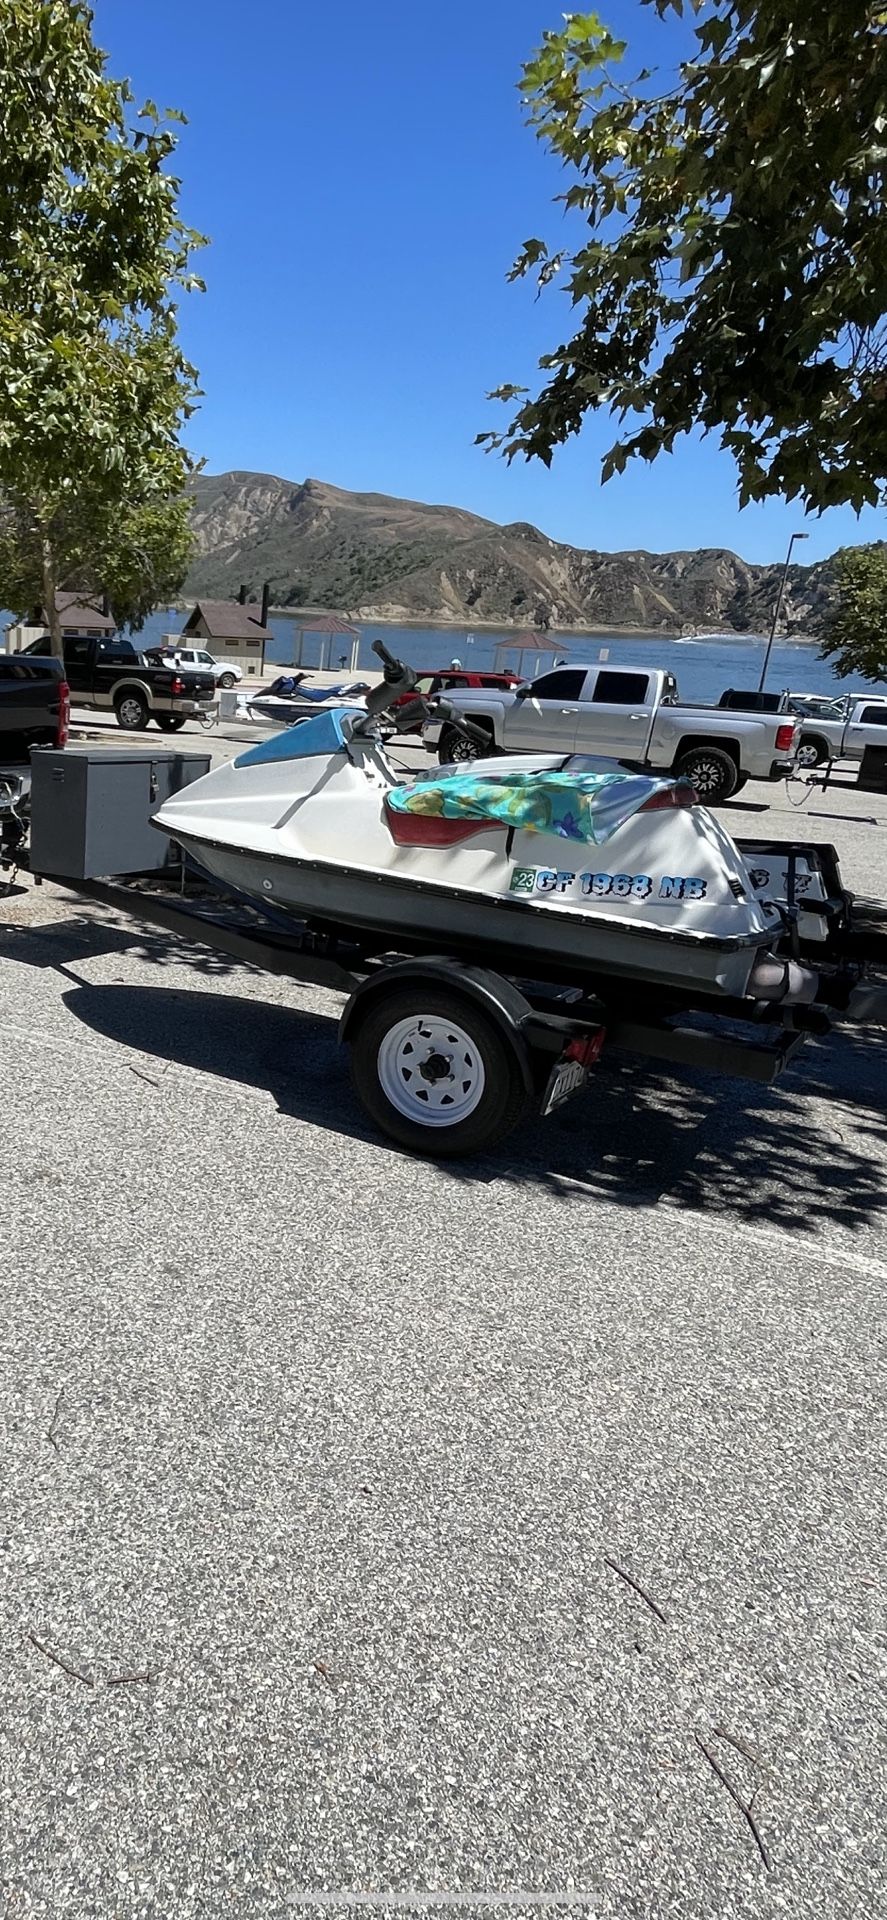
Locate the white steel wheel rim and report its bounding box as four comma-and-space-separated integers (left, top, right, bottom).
119, 697, 144, 725
796, 743, 819, 766
449, 733, 478, 761
377, 1013, 486, 1128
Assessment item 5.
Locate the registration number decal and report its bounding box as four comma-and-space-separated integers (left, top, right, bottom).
510, 866, 708, 902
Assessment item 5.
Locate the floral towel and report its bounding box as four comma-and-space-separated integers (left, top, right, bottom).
387, 767, 673, 846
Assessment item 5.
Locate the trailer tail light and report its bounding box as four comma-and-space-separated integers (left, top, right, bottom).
776, 723, 797, 751
640, 782, 698, 811
56, 680, 70, 748
170, 675, 185, 695
384, 803, 504, 847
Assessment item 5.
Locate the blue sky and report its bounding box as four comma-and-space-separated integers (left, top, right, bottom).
94, 0, 884, 566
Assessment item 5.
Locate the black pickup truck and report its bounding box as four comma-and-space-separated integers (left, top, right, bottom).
22, 633, 215, 730
1, 653, 69, 854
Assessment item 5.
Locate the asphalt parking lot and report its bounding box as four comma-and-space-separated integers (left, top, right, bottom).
1, 723, 885, 1920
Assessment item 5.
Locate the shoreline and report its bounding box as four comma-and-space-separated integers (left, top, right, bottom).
172, 600, 816, 645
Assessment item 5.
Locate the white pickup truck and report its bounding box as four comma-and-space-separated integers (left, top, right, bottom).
792, 696, 887, 768
424, 663, 798, 801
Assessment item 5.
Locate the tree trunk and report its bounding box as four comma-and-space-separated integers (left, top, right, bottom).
41, 536, 63, 657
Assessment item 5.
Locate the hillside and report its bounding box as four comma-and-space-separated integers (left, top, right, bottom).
184, 470, 837, 633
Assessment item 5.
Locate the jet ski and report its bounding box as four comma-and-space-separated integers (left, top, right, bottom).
152, 643, 837, 1009
240, 675, 371, 728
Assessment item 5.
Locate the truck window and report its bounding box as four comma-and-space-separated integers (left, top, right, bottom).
64, 638, 91, 666
528, 669, 587, 700
97, 638, 137, 659
860, 706, 887, 725
591, 670, 649, 704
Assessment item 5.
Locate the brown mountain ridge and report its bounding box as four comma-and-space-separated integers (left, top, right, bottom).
185, 470, 837, 634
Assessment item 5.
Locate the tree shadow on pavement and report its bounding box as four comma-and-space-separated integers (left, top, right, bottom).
0, 910, 251, 980
461, 1028, 887, 1237
56, 972, 887, 1239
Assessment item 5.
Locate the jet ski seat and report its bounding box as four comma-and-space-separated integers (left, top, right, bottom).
386, 765, 678, 847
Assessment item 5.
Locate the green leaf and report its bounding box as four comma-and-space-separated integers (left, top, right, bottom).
483, 0, 887, 518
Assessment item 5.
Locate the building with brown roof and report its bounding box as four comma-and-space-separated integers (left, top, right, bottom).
180, 585, 272, 674
4, 593, 116, 653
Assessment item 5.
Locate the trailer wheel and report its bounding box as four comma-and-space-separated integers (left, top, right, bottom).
675, 745, 738, 802
114, 689, 150, 731
349, 985, 530, 1156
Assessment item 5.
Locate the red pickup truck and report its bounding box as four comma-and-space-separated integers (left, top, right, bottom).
394, 668, 521, 709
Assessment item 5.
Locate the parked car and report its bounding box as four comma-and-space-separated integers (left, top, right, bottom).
22, 634, 215, 730
423, 662, 797, 800
0, 653, 69, 857
147, 643, 243, 690
791, 697, 887, 767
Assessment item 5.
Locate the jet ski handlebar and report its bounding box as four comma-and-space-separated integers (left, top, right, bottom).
352, 641, 491, 749
433, 700, 492, 748
363, 639, 418, 715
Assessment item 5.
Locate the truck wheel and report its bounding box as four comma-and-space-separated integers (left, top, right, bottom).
114, 690, 150, 731
155, 714, 187, 732
438, 723, 492, 765
349, 985, 530, 1157
796, 735, 829, 768
675, 745, 738, 802
218, 672, 237, 690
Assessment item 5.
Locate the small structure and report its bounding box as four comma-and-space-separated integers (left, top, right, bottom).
180, 585, 273, 676
5, 592, 116, 652
492, 631, 565, 680
292, 613, 361, 673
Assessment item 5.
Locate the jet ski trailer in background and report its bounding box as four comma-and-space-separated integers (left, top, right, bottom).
21, 850, 887, 1158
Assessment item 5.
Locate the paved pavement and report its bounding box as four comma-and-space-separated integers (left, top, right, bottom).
0, 741, 885, 1919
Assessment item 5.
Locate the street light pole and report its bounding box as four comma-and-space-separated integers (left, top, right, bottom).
758, 531, 809, 693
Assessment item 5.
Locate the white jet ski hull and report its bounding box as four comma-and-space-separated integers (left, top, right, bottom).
152, 714, 782, 1001
178, 832, 771, 996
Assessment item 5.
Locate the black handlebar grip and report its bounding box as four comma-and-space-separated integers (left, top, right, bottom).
372, 638, 401, 673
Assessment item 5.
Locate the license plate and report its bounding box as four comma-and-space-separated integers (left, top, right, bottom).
542, 1030, 605, 1115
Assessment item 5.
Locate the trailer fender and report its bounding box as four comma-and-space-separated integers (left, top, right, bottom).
339, 959, 536, 1091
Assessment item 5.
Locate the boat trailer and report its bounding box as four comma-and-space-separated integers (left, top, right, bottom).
20, 853, 887, 1158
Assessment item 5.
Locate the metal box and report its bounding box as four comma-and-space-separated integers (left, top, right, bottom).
857, 746, 887, 794
29, 748, 212, 878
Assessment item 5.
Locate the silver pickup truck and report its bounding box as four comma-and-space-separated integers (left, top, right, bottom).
792, 696, 887, 768
423, 663, 798, 800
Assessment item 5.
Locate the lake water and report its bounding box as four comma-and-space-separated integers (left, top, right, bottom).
128, 608, 874, 704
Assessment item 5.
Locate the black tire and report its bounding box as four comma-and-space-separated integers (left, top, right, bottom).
795, 734, 829, 769
730, 773, 749, 794
675, 744, 738, 802
218, 672, 237, 690
437, 722, 493, 766
114, 689, 150, 731
349, 985, 530, 1157
155, 713, 187, 732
